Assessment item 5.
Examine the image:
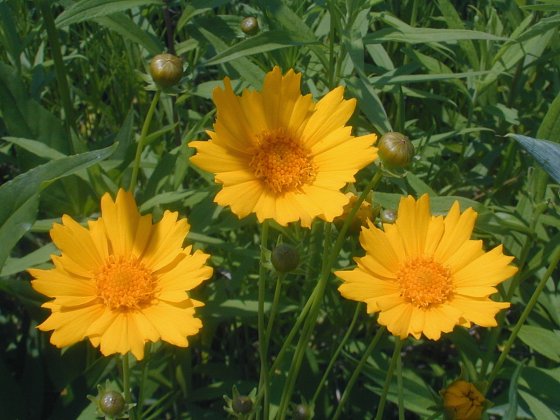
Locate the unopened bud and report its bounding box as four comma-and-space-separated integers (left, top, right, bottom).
150, 53, 183, 88
240, 17, 259, 36
378, 132, 415, 168
271, 243, 299, 273
98, 390, 126, 417
232, 395, 253, 414
380, 209, 396, 224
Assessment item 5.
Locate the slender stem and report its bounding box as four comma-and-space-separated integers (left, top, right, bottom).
270, 286, 316, 374
264, 272, 286, 352
136, 343, 151, 419
374, 339, 404, 420
250, 287, 317, 419
483, 245, 560, 395
311, 303, 362, 406
276, 170, 383, 418
129, 90, 161, 191
122, 354, 135, 420
332, 326, 386, 420
257, 220, 270, 420
397, 341, 405, 420
277, 223, 333, 418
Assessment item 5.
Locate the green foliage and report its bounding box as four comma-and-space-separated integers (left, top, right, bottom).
0, 0, 559, 419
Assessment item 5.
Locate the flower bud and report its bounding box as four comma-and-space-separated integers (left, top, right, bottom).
380, 208, 396, 224
232, 395, 253, 414
271, 243, 299, 273
240, 17, 259, 36
149, 53, 183, 88
378, 132, 415, 168
97, 390, 126, 417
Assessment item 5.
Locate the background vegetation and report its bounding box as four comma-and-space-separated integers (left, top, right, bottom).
0, 0, 559, 418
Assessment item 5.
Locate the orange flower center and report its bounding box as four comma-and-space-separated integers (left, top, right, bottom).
397, 257, 453, 308
95, 256, 157, 311
249, 129, 316, 195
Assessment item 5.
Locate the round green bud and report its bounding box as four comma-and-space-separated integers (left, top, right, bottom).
378, 132, 415, 168
98, 390, 125, 417
240, 17, 259, 36
149, 53, 183, 88
380, 208, 396, 224
232, 395, 253, 414
271, 243, 299, 273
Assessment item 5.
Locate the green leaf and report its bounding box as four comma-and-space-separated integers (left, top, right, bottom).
1, 242, 57, 277
94, 13, 164, 55
0, 63, 68, 156
346, 76, 392, 133
518, 390, 559, 420
366, 13, 507, 44
55, 0, 163, 28
0, 195, 39, 273
200, 299, 297, 319
0, 145, 115, 269
3, 137, 66, 160
517, 325, 560, 362
504, 363, 523, 420
197, 27, 265, 88
507, 134, 560, 183
204, 30, 319, 66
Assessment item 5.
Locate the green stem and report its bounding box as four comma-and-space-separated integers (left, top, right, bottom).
311, 303, 362, 406
257, 220, 270, 420
483, 245, 560, 395
374, 339, 404, 420
136, 343, 151, 419
129, 90, 161, 191
36, 0, 81, 154
122, 354, 135, 420
264, 272, 286, 352
332, 326, 386, 420
277, 223, 333, 418
250, 287, 317, 419
397, 340, 405, 420
277, 169, 383, 418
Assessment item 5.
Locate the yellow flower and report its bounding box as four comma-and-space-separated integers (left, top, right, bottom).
442, 380, 485, 420
188, 67, 378, 227
335, 194, 516, 340
29, 189, 213, 360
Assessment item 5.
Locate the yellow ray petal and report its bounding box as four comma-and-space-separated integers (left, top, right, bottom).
141, 210, 190, 271
50, 216, 103, 275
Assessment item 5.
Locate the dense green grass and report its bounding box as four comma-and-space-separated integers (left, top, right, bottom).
1, 0, 559, 419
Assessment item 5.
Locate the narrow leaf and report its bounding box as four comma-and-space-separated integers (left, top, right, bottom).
508, 134, 560, 183
517, 325, 560, 362
205, 30, 319, 66
55, 0, 163, 28
0, 145, 115, 269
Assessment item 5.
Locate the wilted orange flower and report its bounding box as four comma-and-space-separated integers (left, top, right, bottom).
336, 194, 517, 340
189, 67, 378, 227
30, 189, 212, 360
442, 380, 485, 420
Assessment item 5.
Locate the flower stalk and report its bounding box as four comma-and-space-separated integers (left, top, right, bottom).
332, 326, 386, 420
130, 90, 161, 191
